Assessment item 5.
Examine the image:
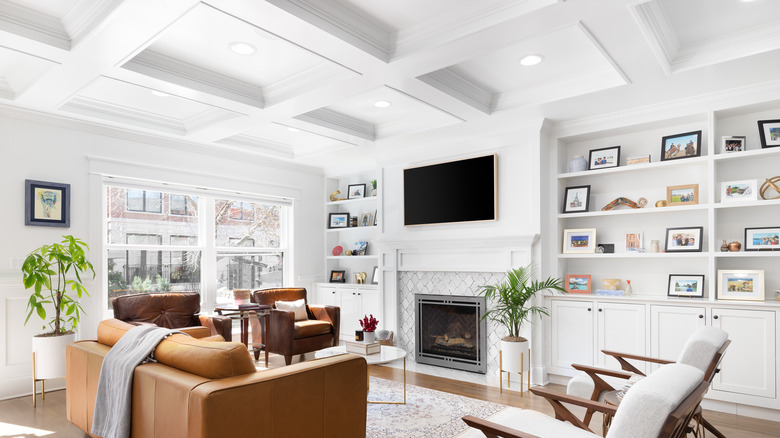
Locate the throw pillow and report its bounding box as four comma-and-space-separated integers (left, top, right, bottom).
275, 299, 308, 321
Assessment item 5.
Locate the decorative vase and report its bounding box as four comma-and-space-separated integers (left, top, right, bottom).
32, 332, 77, 379
651, 240, 660, 253
500, 338, 530, 373
602, 279, 621, 290
363, 331, 376, 343
625, 280, 633, 296
568, 156, 587, 172
371, 189, 377, 197
728, 241, 742, 252
720, 240, 730, 252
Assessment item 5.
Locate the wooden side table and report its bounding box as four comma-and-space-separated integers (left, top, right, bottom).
215, 304, 271, 366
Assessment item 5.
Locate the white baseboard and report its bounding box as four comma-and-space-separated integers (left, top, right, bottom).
701, 399, 780, 422
0, 376, 65, 401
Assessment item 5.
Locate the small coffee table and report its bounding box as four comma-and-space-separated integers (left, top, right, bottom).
315, 345, 407, 404
214, 304, 271, 366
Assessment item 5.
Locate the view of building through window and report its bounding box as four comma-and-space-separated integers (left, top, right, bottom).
105, 185, 285, 308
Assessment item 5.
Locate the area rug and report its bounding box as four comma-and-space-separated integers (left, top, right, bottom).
366, 377, 506, 438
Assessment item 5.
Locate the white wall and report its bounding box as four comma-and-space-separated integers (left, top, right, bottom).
0, 110, 325, 399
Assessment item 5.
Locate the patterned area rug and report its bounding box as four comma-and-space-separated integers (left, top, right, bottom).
366, 377, 506, 438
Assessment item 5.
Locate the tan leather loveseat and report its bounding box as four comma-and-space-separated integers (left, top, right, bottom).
66, 319, 367, 438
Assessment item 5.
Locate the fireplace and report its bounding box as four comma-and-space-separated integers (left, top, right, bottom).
415, 294, 487, 373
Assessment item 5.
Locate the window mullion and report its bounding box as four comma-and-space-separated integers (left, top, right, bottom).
201, 197, 217, 311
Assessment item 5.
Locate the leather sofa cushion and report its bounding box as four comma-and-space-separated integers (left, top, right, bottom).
294, 320, 332, 338
97, 319, 255, 379
112, 292, 200, 329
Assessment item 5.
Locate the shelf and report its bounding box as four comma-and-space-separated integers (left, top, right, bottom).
326, 255, 378, 260
326, 196, 377, 206
559, 253, 708, 259
714, 252, 780, 258
558, 156, 707, 180
558, 204, 708, 219
713, 199, 780, 209
327, 225, 378, 233
713, 147, 780, 163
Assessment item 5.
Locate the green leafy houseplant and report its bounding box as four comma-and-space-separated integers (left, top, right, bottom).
22, 235, 95, 336
478, 264, 565, 342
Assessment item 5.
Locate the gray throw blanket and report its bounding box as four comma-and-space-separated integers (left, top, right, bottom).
91, 325, 183, 438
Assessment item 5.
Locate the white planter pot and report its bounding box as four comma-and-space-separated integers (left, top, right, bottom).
363, 331, 376, 343
32, 332, 77, 379
500, 339, 530, 373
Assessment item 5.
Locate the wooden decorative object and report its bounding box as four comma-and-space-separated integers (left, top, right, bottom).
759, 176, 780, 200
601, 197, 642, 211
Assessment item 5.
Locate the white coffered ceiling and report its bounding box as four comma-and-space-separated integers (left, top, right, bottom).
1, 0, 779, 170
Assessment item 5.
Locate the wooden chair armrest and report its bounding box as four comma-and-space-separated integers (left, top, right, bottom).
530, 387, 618, 417
462, 415, 541, 438
601, 349, 675, 365
571, 363, 634, 380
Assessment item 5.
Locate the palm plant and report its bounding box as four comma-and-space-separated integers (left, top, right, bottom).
478, 264, 565, 341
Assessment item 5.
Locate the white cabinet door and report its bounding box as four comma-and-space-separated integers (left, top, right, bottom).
339, 287, 360, 335
711, 308, 776, 398
317, 285, 339, 307
551, 300, 595, 369
597, 302, 646, 372
358, 288, 381, 322
650, 305, 706, 372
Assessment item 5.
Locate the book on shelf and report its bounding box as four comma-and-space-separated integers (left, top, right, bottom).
346, 341, 381, 355
594, 289, 624, 296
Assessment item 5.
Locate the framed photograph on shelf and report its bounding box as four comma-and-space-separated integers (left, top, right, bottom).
744, 227, 780, 251
661, 130, 702, 161
664, 226, 703, 252
626, 155, 651, 165
666, 184, 699, 206
757, 119, 780, 148
717, 269, 765, 301
371, 266, 379, 284
360, 212, 372, 227
721, 136, 746, 153
625, 232, 643, 252
562, 185, 590, 214
667, 274, 705, 298
354, 241, 368, 256
330, 270, 346, 283
373, 209, 378, 226
563, 228, 597, 254
348, 183, 366, 199
565, 274, 591, 294
328, 212, 349, 228
25, 179, 70, 227
588, 146, 620, 170
721, 179, 758, 202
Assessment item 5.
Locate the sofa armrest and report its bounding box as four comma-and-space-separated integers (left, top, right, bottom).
268, 309, 296, 355
198, 314, 233, 341
309, 305, 340, 344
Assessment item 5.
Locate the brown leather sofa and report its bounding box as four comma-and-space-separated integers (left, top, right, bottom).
112, 292, 233, 341
251, 288, 340, 365
66, 319, 367, 438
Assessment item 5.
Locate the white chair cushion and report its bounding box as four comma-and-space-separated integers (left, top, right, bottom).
676, 326, 728, 374
607, 363, 704, 438
567, 372, 627, 400
457, 407, 598, 438
275, 298, 308, 321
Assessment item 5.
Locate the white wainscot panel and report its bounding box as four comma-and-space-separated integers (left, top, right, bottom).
6, 296, 37, 366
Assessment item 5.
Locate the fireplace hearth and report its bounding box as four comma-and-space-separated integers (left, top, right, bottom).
415, 294, 487, 373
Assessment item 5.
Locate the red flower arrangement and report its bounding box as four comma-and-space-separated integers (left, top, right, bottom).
359, 314, 378, 332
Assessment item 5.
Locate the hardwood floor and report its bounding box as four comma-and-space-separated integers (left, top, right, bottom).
2, 360, 779, 437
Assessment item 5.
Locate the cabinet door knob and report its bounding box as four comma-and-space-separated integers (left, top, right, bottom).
598, 308, 603, 312
587, 308, 591, 311
332, 291, 336, 294
698, 314, 703, 319
713, 315, 719, 320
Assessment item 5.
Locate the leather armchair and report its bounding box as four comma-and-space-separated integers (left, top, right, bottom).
251, 287, 340, 365
111, 292, 233, 341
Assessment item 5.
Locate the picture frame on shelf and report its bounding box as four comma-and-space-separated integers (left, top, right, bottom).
721, 179, 758, 203
330, 270, 346, 283
757, 119, 780, 148
565, 274, 591, 294
360, 212, 372, 227
25, 179, 70, 227
373, 209, 377, 226
354, 241, 368, 256
717, 269, 765, 301
562, 185, 590, 214
661, 130, 702, 161
667, 274, 705, 298
664, 226, 703, 252
371, 266, 379, 284
328, 212, 349, 229
625, 232, 643, 252
722, 136, 746, 153
744, 226, 779, 251
666, 184, 699, 206
626, 155, 651, 165
588, 146, 620, 170
563, 228, 597, 254
348, 183, 366, 199
596, 243, 614, 254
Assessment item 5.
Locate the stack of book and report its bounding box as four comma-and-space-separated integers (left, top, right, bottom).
346, 341, 381, 355
594, 289, 624, 296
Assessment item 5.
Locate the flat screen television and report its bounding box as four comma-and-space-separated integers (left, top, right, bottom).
404, 154, 497, 226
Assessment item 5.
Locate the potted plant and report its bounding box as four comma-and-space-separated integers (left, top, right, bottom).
370, 179, 377, 197
478, 264, 564, 378
359, 314, 379, 343
22, 235, 95, 381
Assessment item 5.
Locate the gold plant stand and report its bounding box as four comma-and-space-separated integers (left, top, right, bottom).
499, 349, 530, 396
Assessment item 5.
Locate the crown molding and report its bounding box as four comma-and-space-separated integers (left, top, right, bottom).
376, 112, 461, 140
63, 0, 124, 47
123, 51, 265, 108
0, 0, 70, 50
216, 134, 296, 159
264, 63, 354, 107
630, 0, 677, 75
61, 96, 186, 135
295, 108, 375, 141
417, 69, 494, 115
182, 108, 241, 133
0, 77, 14, 100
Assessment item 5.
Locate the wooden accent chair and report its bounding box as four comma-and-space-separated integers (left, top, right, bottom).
461, 363, 708, 438
567, 326, 730, 437
251, 287, 340, 365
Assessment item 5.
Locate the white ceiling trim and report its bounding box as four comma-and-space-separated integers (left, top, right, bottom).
0, 0, 70, 50
630, 0, 677, 75
263, 63, 356, 107
417, 69, 494, 115
376, 112, 461, 140
293, 140, 353, 159
0, 77, 14, 100
62, 0, 123, 48
182, 108, 240, 133
61, 96, 188, 135
295, 108, 375, 141
215, 134, 296, 159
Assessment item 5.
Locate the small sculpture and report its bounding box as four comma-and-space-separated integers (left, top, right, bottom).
728, 241, 741, 252
760, 176, 780, 200
329, 190, 345, 202
656, 200, 668, 207
602, 197, 643, 211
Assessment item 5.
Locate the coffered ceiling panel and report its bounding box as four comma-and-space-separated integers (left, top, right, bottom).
0, 47, 59, 99
218, 122, 355, 160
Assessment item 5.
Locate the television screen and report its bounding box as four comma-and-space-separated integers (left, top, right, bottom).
404, 154, 497, 226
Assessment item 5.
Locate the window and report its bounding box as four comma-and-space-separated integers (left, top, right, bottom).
105, 184, 288, 309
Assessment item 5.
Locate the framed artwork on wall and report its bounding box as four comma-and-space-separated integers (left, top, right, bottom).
25, 179, 70, 227
661, 130, 701, 161
717, 269, 764, 301
667, 274, 705, 298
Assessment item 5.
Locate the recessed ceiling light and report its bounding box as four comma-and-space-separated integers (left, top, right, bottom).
150, 90, 170, 97
229, 42, 256, 55
519, 54, 545, 66
373, 100, 392, 108
287, 127, 301, 132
